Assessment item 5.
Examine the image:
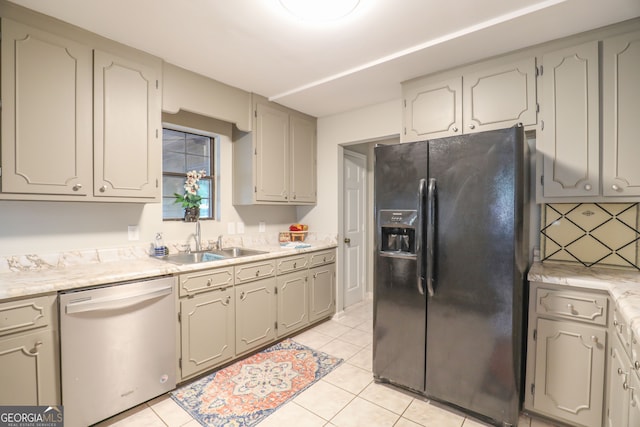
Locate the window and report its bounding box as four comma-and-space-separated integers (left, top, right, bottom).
162, 128, 215, 220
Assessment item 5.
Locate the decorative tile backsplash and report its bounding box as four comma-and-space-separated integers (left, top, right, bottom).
541, 203, 640, 270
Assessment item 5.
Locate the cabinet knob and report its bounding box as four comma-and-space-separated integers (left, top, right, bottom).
293, 195, 297, 200
73, 184, 83, 191
584, 184, 592, 191
612, 184, 621, 192
619, 367, 628, 375
255, 270, 260, 277
469, 124, 476, 130
591, 335, 598, 344
567, 303, 575, 314
29, 340, 43, 355
293, 262, 297, 268
99, 185, 107, 192
635, 361, 640, 370
207, 278, 212, 287
452, 126, 459, 132
240, 291, 246, 300
224, 296, 231, 305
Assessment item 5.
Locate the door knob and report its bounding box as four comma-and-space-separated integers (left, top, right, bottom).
344, 238, 351, 244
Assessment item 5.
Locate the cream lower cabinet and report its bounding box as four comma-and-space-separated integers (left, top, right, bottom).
524, 283, 608, 427
308, 250, 336, 323
276, 254, 310, 337
235, 259, 277, 356
0, 294, 59, 405
177, 267, 235, 380
276, 270, 309, 337
607, 331, 630, 427
179, 286, 235, 380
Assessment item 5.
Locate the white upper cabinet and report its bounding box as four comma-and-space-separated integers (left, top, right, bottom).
289, 113, 317, 203
402, 55, 537, 142
94, 50, 161, 199
403, 77, 462, 141
255, 102, 290, 202
537, 27, 640, 202
233, 96, 317, 205
602, 30, 640, 197
538, 41, 600, 199
0, 16, 162, 202
463, 57, 537, 133
1, 18, 93, 196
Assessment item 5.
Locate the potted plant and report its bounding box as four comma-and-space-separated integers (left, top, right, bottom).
174, 170, 206, 222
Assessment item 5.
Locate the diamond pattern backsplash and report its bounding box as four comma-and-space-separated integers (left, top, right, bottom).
541, 203, 640, 270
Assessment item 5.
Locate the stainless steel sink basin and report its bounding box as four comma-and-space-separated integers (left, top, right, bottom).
159, 247, 267, 264
160, 252, 226, 265
211, 247, 268, 258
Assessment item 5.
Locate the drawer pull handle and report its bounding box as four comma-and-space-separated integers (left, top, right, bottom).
567, 303, 575, 314
323, 257, 327, 262
240, 291, 246, 300
619, 368, 629, 376
293, 262, 297, 268
614, 320, 619, 326
207, 279, 212, 287
223, 296, 231, 305
30, 341, 43, 355
255, 270, 260, 277
635, 361, 640, 370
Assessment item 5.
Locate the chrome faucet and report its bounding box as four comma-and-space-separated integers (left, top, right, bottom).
217, 234, 223, 250
193, 219, 201, 252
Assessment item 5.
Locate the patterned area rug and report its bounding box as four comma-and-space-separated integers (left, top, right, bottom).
171, 338, 343, 427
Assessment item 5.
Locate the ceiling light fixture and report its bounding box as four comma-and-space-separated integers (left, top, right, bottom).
279, 0, 360, 22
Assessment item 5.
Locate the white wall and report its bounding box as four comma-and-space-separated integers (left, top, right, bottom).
298, 99, 401, 232
0, 132, 297, 256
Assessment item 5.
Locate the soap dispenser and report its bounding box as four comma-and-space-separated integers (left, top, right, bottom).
154, 233, 167, 256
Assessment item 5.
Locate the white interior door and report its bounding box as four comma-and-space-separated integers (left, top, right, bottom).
343, 151, 366, 308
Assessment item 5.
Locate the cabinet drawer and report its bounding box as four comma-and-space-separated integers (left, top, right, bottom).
235, 260, 276, 284
309, 250, 336, 267
0, 294, 56, 337
276, 254, 309, 275
536, 288, 607, 325
178, 267, 234, 297
612, 306, 632, 358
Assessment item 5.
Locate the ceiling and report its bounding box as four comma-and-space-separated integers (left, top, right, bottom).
8, 0, 640, 118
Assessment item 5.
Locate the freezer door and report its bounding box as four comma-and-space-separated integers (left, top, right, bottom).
373, 253, 426, 392
425, 127, 526, 425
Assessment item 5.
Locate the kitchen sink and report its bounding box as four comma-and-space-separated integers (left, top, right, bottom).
160, 252, 226, 265
212, 247, 268, 258
159, 247, 267, 264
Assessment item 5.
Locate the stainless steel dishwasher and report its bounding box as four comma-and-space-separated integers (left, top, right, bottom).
59, 276, 176, 427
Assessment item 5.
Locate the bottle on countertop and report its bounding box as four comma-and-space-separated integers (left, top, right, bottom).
154, 233, 168, 256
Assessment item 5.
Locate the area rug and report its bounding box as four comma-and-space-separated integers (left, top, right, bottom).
171, 338, 343, 427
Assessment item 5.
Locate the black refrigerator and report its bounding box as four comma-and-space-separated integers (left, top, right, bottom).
372, 126, 529, 427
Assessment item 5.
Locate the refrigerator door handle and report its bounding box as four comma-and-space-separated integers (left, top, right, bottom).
416, 178, 426, 295
426, 178, 436, 297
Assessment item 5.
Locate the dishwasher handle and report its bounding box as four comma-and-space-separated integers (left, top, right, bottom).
65, 285, 173, 314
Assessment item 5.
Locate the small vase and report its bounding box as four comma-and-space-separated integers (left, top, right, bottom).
184, 207, 200, 222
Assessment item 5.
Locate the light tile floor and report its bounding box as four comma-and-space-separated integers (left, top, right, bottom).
95, 299, 560, 427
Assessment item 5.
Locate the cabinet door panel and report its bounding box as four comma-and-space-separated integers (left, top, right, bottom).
235, 278, 277, 355
309, 264, 335, 323
290, 114, 316, 203
540, 42, 599, 197
1, 19, 92, 195
255, 103, 289, 202
181, 289, 234, 379
94, 49, 160, 199
0, 329, 59, 405
403, 77, 462, 142
630, 372, 640, 427
603, 30, 640, 197
277, 271, 309, 337
606, 335, 630, 427
533, 318, 605, 427
463, 57, 537, 133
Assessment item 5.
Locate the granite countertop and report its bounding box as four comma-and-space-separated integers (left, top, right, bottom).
0, 233, 337, 301
528, 261, 640, 341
